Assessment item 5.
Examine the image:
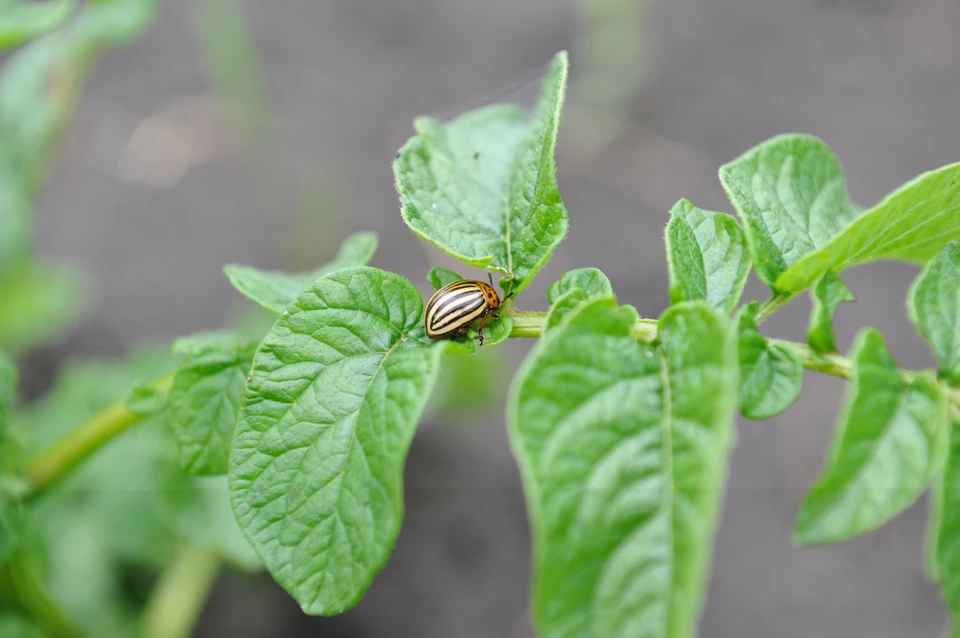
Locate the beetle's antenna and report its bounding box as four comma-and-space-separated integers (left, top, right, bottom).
488, 272, 494, 287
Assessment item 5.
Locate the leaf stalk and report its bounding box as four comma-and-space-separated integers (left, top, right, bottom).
21, 373, 175, 500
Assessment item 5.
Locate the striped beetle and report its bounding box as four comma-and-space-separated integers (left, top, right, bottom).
424, 274, 506, 346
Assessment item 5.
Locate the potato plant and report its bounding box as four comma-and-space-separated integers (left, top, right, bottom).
3, 28, 960, 638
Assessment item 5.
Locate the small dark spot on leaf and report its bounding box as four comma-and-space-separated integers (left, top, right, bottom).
473, 152, 480, 160
395, 152, 401, 159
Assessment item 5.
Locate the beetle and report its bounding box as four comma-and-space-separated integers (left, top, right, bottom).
424, 275, 505, 346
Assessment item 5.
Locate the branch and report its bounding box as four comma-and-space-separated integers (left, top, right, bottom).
22, 373, 175, 500
142, 546, 221, 638
508, 309, 960, 408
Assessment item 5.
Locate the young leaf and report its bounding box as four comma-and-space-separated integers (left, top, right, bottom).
931, 416, 960, 623
544, 288, 590, 331
395, 51, 568, 296
509, 297, 737, 638
665, 199, 750, 315
169, 338, 257, 475
794, 329, 947, 545
224, 231, 378, 314
229, 266, 445, 615
909, 242, 960, 383
0, 0, 74, 50
427, 266, 462, 290
124, 382, 167, 416
776, 162, 960, 293
719, 134, 856, 288
808, 271, 854, 353
171, 329, 246, 356
547, 267, 612, 304
0, 351, 16, 440
737, 304, 803, 420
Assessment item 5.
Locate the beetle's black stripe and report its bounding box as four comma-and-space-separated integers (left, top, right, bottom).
428, 304, 488, 337
429, 294, 486, 331
426, 288, 479, 314
425, 289, 482, 326
424, 279, 501, 340
425, 282, 475, 312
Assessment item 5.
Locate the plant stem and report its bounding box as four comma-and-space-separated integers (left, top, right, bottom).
6, 553, 81, 638
22, 373, 175, 500
509, 311, 548, 338
506, 310, 960, 409
776, 340, 853, 379
754, 293, 794, 323
142, 547, 221, 638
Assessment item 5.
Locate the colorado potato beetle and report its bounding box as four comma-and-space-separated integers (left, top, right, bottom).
424, 275, 503, 346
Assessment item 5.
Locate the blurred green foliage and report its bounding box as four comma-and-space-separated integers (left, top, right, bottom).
0, 0, 157, 352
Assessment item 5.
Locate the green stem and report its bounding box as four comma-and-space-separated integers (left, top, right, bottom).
754, 293, 794, 323
7, 553, 81, 638
777, 340, 853, 378
506, 310, 960, 408
142, 547, 221, 638
509, 311, 548, 338
22, 373, 175, 500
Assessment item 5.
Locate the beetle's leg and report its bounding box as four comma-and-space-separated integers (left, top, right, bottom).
477, 309, 492, 346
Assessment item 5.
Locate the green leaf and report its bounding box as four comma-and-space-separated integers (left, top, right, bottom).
719, 134, 856, 289
0, 30, 91, 188
909, 242, 960, 383
229, 266, 445, 615
224, 231, 378, 314
13, 347, 256, 635
544, 288, 589, 331
545, 267, 613, 331
931, 416, 960, 623
794, 329, 947, 545
165, 476, 260, 570
169, 337, 257, 475
0, 0, 74, 50
927, 471, 944, 581
73, 0, 157, 47
665, 199, 751, 315
807, 271, 854, 353
16, 348, 181, 568
0, 615, 45, 638
0, 350, 16, 440
427, 266, 462, 290
0, 484, 26, 565
509, 297, 737, 638
777, 162, 960, 293
737, 303, 803, 420
654, 302, 738, 638
547, 267, 612, 304
0, 259, 88, 355
124, 382, 167, 416
395, 51, 568, 296
171, 329, 247, 356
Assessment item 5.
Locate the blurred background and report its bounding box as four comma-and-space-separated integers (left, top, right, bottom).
13, 0, 960, 636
